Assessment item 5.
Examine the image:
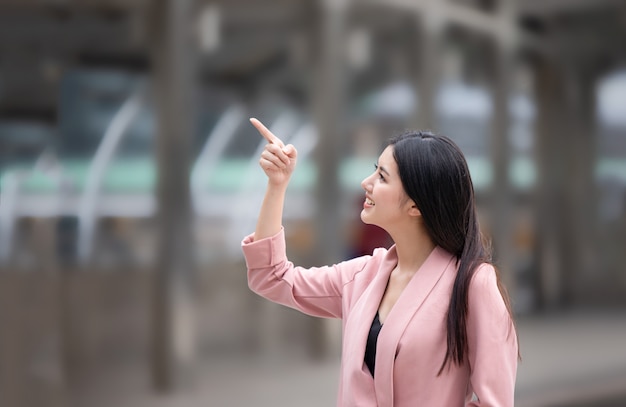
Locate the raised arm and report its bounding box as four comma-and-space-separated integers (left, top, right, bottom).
249, 118, 298, 240
244, 118, 373, 319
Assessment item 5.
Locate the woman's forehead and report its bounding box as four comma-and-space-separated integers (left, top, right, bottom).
378, 145, 396, 165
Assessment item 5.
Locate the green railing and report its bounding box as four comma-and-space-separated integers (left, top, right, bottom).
3, 155, 626, 196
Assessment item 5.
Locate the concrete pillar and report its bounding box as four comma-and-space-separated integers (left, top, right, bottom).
486, 40, 517, 304
410, 16, 444, 131
533, 58, 598, 309
477, 0, 519, 308
149, 0, 197, 391
309, 0, 349, 359
560, 68, 597, 302
533, 58, 570, 309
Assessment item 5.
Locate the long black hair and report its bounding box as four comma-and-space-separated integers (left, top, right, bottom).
389, 131, 515, 373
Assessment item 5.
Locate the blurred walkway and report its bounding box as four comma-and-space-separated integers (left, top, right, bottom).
70, 311, 626, 407
515, 311, 626, 407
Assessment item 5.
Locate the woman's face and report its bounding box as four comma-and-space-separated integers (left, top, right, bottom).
360, 145, 414, 231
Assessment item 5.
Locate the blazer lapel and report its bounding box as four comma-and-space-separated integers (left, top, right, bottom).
342, 246, 398, 383
373, 246, 456, 406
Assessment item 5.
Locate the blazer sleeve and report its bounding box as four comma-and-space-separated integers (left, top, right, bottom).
466, 264, 519, 407
241, 228, 372, 319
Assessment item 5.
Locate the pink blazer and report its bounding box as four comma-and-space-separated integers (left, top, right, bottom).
242, 228, 518, 406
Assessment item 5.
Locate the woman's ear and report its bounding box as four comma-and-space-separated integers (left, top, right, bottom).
408, 202, 421, 217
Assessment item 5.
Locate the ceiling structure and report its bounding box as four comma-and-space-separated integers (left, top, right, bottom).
0, 0, 624, 122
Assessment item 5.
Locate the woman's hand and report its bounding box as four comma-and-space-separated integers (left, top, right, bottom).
250, 118, 298, 187
249, 118, 298, 240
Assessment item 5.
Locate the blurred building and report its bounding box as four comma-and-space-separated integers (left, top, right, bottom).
1, 0, 626, 406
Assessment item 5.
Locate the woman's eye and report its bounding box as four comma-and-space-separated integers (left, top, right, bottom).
374, 164, 385, 181
374, 163, 385, 181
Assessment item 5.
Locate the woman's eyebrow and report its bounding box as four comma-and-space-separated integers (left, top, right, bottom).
378, 165, 390, 176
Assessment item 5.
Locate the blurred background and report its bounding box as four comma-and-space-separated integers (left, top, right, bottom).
1, 0, 625, 406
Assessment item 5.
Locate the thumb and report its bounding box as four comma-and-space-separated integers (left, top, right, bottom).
283, 144, 297, 158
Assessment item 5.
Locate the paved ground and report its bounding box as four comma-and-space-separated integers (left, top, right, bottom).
514, 311, 626, 407
69, 310, 626, 407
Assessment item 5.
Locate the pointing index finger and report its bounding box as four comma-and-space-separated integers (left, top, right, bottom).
250, 118, 284, 147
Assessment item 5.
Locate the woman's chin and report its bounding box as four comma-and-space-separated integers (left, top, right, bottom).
360, 212, 373, 225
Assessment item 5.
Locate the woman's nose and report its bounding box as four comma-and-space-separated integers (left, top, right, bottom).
361, 173, 372, 191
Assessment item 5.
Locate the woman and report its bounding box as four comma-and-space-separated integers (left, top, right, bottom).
241, 118, 518, 406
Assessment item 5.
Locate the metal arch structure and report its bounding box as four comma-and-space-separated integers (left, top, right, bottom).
191, 104, 246, 215
76, 91, 144, 263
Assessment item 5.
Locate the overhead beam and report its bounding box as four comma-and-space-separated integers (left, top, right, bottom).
0, 0, 144, 13
361, 0, 515, 41
0, 12, 130, 51
518, 0, 625, 17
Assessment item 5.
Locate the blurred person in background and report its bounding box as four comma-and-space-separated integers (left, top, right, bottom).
241, 118, 518, 406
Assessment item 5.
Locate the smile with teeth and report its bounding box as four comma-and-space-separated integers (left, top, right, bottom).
365, 197, 375, 206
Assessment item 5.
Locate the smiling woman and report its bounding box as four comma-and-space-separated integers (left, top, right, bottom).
241, 118, 518, 407
359, 146, 417, 238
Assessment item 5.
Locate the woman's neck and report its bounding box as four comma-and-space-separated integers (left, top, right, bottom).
390, 225, 436, 276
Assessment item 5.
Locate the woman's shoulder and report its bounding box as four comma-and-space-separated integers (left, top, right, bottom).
473, 262, 496, 279
340, 245, 395, 280
468, 262, 511, 314
341, 245, 392, 270
466, 262, 504, 301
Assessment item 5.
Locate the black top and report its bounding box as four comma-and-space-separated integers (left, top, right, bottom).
364, 311, 383, 377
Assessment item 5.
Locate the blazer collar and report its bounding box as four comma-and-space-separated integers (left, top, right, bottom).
373, 245, 456, 406
341, 245, 456, 406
